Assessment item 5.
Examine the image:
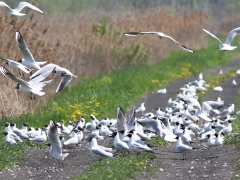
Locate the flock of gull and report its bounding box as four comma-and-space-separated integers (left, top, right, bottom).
3, 70, 237, 165
0, 0, 239, 168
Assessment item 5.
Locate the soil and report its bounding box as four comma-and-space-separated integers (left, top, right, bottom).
1, 57, 240, 180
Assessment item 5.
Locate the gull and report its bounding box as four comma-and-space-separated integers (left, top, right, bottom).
89, 137, 113, 160
135, 103, 146, 114
213, 86, 223, 92
20, 123, 29, 132
30, 63, 77, 94
3, 122, 22, 142
124, 31, 194, 52
10, 123, 29, 139
113, 132, 130, 152
236, 69, 240, 75
157, 88, 167, 94
0, 56, 32, 75
48, 120, 69, 167
232, 79, 237, 86
3, 132, 16, 145
219, 69, 223, 74
0, 66, 52, 99
175, 136, 193, 160
126, 133, 153, 153
203, 27, 240, 51
16, 32, 47, 70
29, 128, 47, 147
0, 1, 43, 16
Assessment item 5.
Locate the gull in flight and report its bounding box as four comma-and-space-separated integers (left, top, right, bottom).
0, 55, 32, 75
124, 31, 194, 52
30, 63, 77, 94
16, 32, 47, 70
0, 1, 43, 16
48, 120, 69, 167
0, 66, 52, 99
203, 27, 240, 51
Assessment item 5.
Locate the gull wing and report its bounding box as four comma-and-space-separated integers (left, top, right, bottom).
15, 2, 43, 13
0, 56, 32, 73
91, 148, 112, 158
48, 120, 62, 155
30, 63, 57, 79
126, 110, 136, 132
203, 29, 223, 46
163, 34, 194, 52
117, 106, 127, 132
16, 32, 35, 63
29, 69, 53, 84
56, 75, 72, 94
125, 31, 194, 52
224, 27, 240, 45
0, 66, 28, 86
124, 31, 158, 36
0, 1, 12, 10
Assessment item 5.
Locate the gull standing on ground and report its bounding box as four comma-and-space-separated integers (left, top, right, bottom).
16, 32, 47, 70
89, 137, 113, 160
48, 120, 69, 167
135, 103, 146, 114
0, 66, 52, 99
157, 88, 167, 94
203, 27, 240, 51
0, 56, 32, 75
124, 31, 194, 52
0, 1, 43, 16
175, 136, 193, 160
232, 79, 237, 86
30, 63, 77, 94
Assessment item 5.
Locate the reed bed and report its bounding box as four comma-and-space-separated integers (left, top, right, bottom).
0, 8, 209, 117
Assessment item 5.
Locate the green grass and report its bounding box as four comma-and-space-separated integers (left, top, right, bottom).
1, 36, 240, 177
75, 152, 157, 180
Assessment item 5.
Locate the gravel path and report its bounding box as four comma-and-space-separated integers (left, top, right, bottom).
1, 57, 240, 180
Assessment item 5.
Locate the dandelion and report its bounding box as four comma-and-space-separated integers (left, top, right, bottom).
151, 79, 159, 84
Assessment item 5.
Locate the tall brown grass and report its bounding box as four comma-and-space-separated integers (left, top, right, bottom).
0, 8, 209, 118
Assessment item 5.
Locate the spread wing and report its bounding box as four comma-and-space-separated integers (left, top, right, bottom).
0, 66, 28, 86
48, 120, 62, 155
117, 106, 127, 132
30, 63, 57, 79
56, 75, 72, 94
15, 2, 43, 13
203, 29, 223, 46
16, 32, 35, 63
163, 34, 194, 52
225, 27, 240, 45
0, 1, 12, 10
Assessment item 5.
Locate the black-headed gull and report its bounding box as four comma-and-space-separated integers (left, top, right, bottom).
0, 1, 43, 16
3, 132, 16, 145
30, 63, 77, 94
89, 137, 113, 159
203, 27, 240, 51
16, 32, 47, 70
0, 55, 32, 75
0, 66, 52, 99
48, 120, 69, 167
124, 31, 194, 52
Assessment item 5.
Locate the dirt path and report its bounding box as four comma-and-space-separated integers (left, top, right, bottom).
134, 56, 240, 180
1, 57, 240, 180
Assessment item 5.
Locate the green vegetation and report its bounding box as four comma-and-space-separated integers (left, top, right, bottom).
0, 36, 239, 177
75, 152, 157, 180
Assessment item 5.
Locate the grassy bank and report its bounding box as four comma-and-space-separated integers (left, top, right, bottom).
0, 36, 239, 178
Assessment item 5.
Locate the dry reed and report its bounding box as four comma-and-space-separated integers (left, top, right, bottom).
0, 8, 209, 118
